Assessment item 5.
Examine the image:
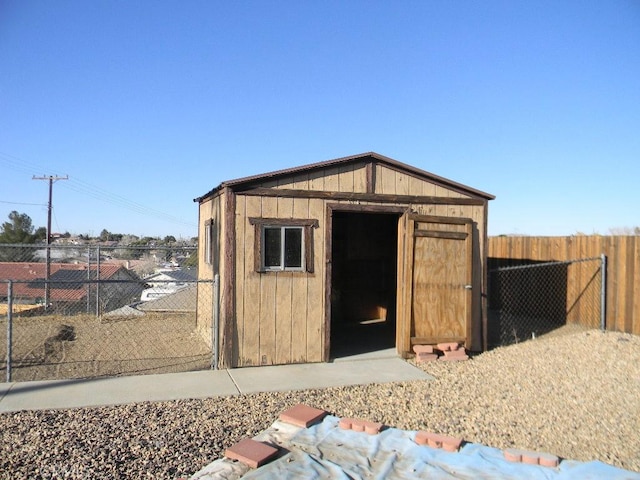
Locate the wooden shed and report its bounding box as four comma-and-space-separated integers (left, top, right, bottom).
194, 152, 494, 368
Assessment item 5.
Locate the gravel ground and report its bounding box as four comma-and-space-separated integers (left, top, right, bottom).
1, 329, 638, 479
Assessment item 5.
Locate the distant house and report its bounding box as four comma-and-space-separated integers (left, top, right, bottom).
143, 268, 196, 287
139, 268, 196, 302
0, 262, 143, 315
137, 284, 197, 313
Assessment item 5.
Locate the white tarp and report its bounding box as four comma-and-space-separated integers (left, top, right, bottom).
192, 415, 640, 480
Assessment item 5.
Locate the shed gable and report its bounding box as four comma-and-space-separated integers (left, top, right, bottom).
194, 152, 494, 202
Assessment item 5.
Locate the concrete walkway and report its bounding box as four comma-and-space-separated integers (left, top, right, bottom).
0, 350, 432, 413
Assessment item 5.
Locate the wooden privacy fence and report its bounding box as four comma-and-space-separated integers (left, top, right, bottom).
488, 236, 639, 336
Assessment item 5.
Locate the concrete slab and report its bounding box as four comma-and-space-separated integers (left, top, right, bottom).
332, 347, 398, 362
0, 370, 239, 413
229, 358, 432, 394
0, 357, 432, 413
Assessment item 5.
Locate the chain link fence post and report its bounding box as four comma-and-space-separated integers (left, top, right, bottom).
6, 281, 13, 382
96, 245, 101, 317
212, 274, 220, 370
600, 253, 607, 332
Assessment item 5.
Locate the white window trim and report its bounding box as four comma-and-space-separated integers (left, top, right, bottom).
248, 217, 318, 273
262, 225, 305, 272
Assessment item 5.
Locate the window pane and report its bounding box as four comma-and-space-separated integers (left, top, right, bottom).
205, 222, 213, 264
264, 227, 281, 267
284, 228, 302, 268
204, 228, 211, 264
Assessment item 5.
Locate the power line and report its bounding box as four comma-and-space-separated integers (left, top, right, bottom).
0, 200, 47, 207
0, 151, 197, 228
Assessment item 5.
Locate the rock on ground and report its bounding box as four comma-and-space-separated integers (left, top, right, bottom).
0, 329, 638, 479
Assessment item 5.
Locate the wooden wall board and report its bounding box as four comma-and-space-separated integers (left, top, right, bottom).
322, 167, 341, 192
239, 195, 262, 366
307, 198, 325, 362
338, 165, 355, 192
353, 164, 368, 193
395, 169, 409, 195
309, 169, 325, 190
292, 173, 309, 190
291, 197, 310, 362
376, 165, 397, 194
234, 194, 246, 365
408, 175, 426, 196
275, 272, 294, 364
258, 196, 278, 365
220, 188, 236, 368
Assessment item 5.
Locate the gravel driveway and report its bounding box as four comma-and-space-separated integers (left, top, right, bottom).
1, 329, 638, 479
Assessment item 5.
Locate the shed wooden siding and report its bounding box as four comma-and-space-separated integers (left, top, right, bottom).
195, 193, 222, 346
232, 183, 488, 366
488, 236, 640, 336
196, 153, 493, 368
256, 161, 472, 198
234, 194, 325, 366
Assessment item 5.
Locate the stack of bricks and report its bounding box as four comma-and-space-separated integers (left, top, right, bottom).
412, 344, 438, 362
503, 448, 560, 468
412, 342, 469, 363
414, 431, 463, 452
338, 417, 384, 435
437, 342, 469, 361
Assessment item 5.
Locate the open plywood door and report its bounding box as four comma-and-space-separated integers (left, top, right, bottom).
396, 213, 473, 356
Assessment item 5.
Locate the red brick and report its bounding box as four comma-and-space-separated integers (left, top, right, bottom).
442, 349, 468, 359
415, 431, 462, 452
338, 418, 353, 430
504, 448, 559, 467
437, 342, 460, 352
504, 448, 522, 462
413, 344, 435, 354
441, 437, 463, 452
339, 418, 383, 434
351, 420, 365, 432
416, 353, 439, 363
538, 452, 560, 468
363, 420, 384, 435
438, 354, 469, 361
415, 431, 429, 446
225, 438, 278, 469
279, 404, 328, 428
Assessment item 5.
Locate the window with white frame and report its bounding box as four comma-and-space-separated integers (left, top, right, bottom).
249, 218, 318, 273
263, 225, 304, 270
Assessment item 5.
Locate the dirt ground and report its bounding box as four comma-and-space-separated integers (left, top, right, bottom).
0, 313, 211, 381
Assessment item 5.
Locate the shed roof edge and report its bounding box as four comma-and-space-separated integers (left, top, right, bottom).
193, 152, 495, 203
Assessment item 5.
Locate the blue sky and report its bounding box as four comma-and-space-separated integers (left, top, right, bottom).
1, 1, 638, 239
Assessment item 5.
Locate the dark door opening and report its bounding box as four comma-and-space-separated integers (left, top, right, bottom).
330, 211, 399, 358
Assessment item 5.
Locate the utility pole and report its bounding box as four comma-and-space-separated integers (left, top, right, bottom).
33, 175, 68, 309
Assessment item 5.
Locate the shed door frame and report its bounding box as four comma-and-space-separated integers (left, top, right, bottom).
396, 212, 474, 357
324, 203, 406, 361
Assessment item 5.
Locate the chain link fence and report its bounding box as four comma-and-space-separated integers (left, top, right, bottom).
1, 244, 215, 382
487, 256, 605, 348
